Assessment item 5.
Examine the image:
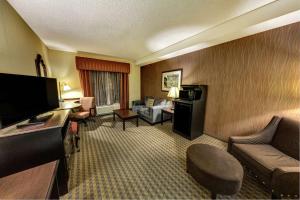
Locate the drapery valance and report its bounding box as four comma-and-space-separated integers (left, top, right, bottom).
75, 56, 130, 73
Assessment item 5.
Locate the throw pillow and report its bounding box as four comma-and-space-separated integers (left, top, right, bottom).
160, 99, 167, 106
146, 98, 155, 107
166, 100, 173, 107
154, 98, 164, 106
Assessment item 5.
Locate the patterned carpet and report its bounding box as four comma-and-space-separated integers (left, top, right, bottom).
63, 116, 270, 199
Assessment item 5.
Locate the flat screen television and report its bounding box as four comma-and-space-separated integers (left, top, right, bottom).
0, 73, 59, 129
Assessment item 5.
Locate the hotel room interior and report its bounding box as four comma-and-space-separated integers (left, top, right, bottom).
0, 0, 299, 199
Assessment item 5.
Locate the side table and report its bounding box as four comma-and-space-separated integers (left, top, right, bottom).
161, 108, 174, 125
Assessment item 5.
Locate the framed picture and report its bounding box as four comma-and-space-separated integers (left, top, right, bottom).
161, 69, 182, 91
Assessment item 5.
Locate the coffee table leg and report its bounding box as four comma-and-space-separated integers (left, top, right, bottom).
136, 117, 139, 127
113, 112, 115, 121
123, 120, 125, 131
161, 111, 163, 125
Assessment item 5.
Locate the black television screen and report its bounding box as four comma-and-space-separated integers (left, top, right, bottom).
0, 73, 59, 129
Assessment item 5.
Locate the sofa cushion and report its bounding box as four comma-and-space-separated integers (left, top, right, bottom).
154, 98, 166, 106
271, 118, 299, 160
144, 96, 154, 104
232, 144, 299, 179
145, 98, 155, 107
69, 111, 90, 119
139, 107, 150, 117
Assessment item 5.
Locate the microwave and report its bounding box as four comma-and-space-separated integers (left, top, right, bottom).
179, 85, 202, 100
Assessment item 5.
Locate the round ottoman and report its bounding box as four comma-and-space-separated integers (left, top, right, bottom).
187, 144, 243, 199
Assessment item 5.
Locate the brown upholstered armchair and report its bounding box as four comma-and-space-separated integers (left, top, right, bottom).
228, 116, 300, 199
69, 97, 96, 126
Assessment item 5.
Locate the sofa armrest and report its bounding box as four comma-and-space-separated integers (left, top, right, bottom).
132, 100, 144, 106
271, 167, 300, 198
149, 105, 169, 120
228, 116, 281, 152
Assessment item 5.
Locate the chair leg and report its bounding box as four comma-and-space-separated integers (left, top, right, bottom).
90, 117, 96, 122
82, 119, 87, 127
75, 135, 80, 152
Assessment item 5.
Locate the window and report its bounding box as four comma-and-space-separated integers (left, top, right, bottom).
90, 71, 121, 106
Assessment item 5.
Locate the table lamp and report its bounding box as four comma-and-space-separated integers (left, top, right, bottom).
168, 87, 179, 109
59, 82, 71, 102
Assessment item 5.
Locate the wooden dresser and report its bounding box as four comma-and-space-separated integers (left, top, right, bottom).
0, 110, 71, 198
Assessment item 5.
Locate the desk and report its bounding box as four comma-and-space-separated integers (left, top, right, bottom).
0, 161, 59, 199
0, 110, 70, 196
56, 102, 81, 110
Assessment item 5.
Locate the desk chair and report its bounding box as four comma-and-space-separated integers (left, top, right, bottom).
69, 97, 96, 127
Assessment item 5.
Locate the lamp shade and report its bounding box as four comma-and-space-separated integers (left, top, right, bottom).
63, 84, 71, 91
167, 87, 179, 98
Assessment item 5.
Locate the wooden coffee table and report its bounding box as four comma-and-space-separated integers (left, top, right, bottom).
113, 109, 139, 131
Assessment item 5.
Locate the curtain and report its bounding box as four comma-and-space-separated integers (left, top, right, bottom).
79, 70, 92, 97
90, 71, 121, 106
76, 56, 129, 109
120, 73, 129, 109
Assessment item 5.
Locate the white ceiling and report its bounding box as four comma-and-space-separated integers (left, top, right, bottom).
7, 0, 300, 65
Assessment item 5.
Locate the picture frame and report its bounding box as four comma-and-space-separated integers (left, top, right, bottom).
161, 69, 182, 91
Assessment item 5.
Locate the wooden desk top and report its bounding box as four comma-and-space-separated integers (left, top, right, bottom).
0, 161, 58, 199
0, 110, 70, 138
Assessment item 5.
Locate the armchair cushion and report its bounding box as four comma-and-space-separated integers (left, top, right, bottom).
79, 97, 95, 112
69, 111, 90, 119
271, 167, 300, 197
231, 144, 299, 181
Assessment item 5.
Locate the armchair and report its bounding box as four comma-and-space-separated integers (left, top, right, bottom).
69, 97, 96, 126
228, 116, 300, 199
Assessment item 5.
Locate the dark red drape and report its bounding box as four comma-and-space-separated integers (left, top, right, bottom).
76, 56, 130, 73
78, 70, 92, 97
120, 73, 129, 109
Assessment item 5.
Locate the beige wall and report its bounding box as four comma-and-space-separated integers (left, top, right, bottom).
48, 49, 141, 107
0, 0, 50, 76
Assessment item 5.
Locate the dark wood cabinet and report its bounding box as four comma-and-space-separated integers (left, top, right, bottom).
173, 85, 207, 140
0, 110, 70, 196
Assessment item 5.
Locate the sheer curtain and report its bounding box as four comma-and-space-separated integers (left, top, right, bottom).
90, 71, 121, 106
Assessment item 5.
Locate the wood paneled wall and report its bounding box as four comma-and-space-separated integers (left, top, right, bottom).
141, 22, 300, 141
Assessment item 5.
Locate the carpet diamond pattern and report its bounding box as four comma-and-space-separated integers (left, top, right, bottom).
63, 116, 269, 199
